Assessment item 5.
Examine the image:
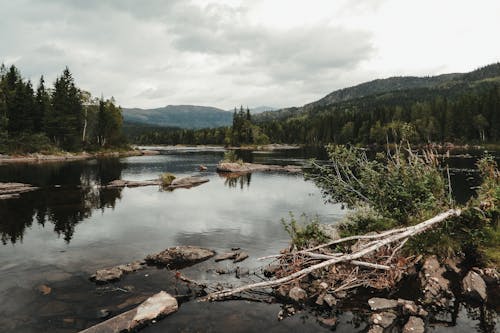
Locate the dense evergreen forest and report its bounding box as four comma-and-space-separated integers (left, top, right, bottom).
127, 63, 500, 146
0, 64, 124, 153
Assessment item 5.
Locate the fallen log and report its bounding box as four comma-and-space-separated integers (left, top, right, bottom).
205, 209, 461, 301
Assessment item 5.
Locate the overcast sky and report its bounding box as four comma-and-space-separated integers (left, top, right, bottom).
1, 0, 499, 109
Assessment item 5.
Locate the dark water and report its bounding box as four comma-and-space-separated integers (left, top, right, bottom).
0, 147, 497, 332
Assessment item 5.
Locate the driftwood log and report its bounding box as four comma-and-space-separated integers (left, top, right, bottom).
204, 209, 461, 301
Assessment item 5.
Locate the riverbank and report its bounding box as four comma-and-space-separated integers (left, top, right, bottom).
0, 149, 160, 164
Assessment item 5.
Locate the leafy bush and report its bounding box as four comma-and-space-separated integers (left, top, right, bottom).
160, 172, 176, 186
306, 144, 449, 228
282, 213, 329, 250
222, 150, 242, 163
1, 133, 59, 154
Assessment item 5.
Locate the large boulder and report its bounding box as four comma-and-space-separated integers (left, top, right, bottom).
146, 246, 215, 268
462, 270, 487, 302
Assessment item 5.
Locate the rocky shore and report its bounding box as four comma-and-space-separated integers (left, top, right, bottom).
0, 149, 160, 164
0, 182, 38, 200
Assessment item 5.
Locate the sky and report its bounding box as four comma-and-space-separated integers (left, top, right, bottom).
1, 0, 499, 109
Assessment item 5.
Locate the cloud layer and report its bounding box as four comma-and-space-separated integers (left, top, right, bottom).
1, 0, 499, 109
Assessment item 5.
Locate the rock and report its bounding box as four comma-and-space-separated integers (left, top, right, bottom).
319, 282, 329, 289
277, 285, 290, 298
368, 297, 399, 311
214, 252, 238, 262
199, 165, 207, 171
462, 270, 487, 302
233, 251, 249, 263
263, 264, 280, 278
105, 179, 161, 189
288, 286, 307, 302
403, 316, 425, 333
444, 257, 462, 274
215, 268, 230, 274
315, 293, 325, 306
323, 294, 337, 307
117, 260, 147, 273
146, 246, 215, 268
131, 291, 178, 327
318, 317, 337, 328
419, 255, 452, 307
37, 284, 52, 295
216, 162, 301, 174
235, 267, 250, 278
166, 176, 209, 189
367, 325, 384, 333
0, 182, 38, 199
231, 247, 240, 251
91, 267, 123, 283
79, 291, 178, 333
370, 312, 397, 328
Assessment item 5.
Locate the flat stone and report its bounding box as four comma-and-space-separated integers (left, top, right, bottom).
403, 316, 425, 333
289, 286, 307, 302
91, 267, 123, 283
79, 291, 178, 333
146, 246, 215, 268
462, 270, 487, 302
131, 291, 178, 327
318, 317, 337, 328
368, 297, 398, 311
233, 251, 249, 263
216, 162, 301, 174
166, 176, 209, 189
370, 312, 397, 328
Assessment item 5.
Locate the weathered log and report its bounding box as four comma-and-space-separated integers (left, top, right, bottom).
205, 209, 461, 301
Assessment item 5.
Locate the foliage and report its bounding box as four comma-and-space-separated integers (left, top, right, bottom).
222, 150, 242, 163
160, 172, 176, 186
306, 144, 449, 228
0, 63, 125, 153
282, 213, 329, 250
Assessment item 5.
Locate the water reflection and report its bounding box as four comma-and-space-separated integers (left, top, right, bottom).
0, 159, 124, 244
220, 173, 252, 189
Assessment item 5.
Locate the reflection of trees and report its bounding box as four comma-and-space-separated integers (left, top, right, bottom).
220, 173, 252, 189
0, 159, 124, 244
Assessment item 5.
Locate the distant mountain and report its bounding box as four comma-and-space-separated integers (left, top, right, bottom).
249, 106, 277, 114
122, 105, 232, 129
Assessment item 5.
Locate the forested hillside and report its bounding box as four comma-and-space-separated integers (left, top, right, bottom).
127, 63, 500, 146
0, 65, 125, 153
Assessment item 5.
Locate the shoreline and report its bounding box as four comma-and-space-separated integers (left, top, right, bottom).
0, 149, 160, 164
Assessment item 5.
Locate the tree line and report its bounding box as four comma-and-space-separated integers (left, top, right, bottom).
0, 64, 124, 153
127, 83, 500, 146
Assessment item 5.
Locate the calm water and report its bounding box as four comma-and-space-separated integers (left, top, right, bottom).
0, 147, 497, 332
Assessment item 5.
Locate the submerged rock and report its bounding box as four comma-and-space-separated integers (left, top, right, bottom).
91, 261, 146, 283
0, 182, 38, 200
37, 284, 52, 295
104, 179, 161, 189
233, 251, 249, 263
145, 246, 215, 268
166, 176, 209, 190
214, 252, 238, 262
462, 270, 487, 302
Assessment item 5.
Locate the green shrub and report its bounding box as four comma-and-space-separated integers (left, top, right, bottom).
160, 172, 176, 186
222, 150, 242, 163
282, 213, 329, 250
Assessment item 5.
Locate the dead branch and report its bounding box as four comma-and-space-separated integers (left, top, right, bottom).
204, 209, 460, 301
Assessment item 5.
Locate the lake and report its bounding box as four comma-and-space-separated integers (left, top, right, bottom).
0, 147, 497, 332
